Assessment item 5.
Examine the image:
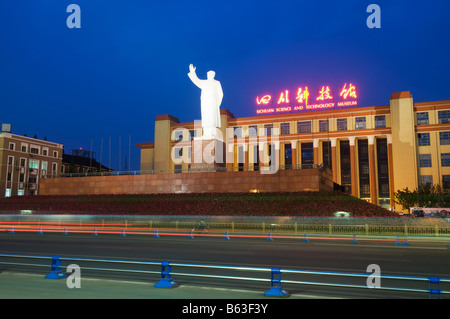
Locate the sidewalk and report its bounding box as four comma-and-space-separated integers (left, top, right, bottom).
0, 271, 311, 299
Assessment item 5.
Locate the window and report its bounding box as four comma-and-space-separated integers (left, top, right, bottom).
419, 154, 432, 167
443, 175, 450, 187
355, 117, 366, 130
417, 112, 429, 125
319, 119, 329, 132
441, 153, 450, 167
30, 147, 39, 154
174, 165, 182, 174
248, 125, 257, 137
234, 127, 242, 138
420, 175, 433, 186
29, 159, 39, 169
374, 115, 386, 128
18, 189, 24, 196
42, 161, 48, 170
297, 121, 311, 134
280, 123, 290, 135
173, 130, 183, 142
8, 156, 14, 166
189, 130, 196, 141
440, 132, 450, 145
21, 145, 27, 152
174, 147, 183, 159
5, 189, 11, 198
337, 119, 347, 131
9, 143, 15, 150
20, 158, 26, 167
264, 124, 273, 136
418, 133, 430, 146
42, 149, 48, 156
438, 110, 450, 124
53, 151, 58, 158
52, 163, 57, 172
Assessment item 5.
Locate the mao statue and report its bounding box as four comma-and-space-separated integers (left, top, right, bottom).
188, 64, 223, 140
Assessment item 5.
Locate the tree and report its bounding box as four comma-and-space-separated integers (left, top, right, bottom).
394, 183, 450, 212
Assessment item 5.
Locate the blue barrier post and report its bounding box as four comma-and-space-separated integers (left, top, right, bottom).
395, 236, 401, 245
10, 226, 15, 234
121, 229, 126, 237
264, 268, 289, 297
402, 236, 410, 246
302, 234, 309, 243
38, 227, 43, 235
45, 255, 67, 280
428, 277, 441, 299
63, 228, 68, 235
267, 233, 273, 241
93, 228, 98, 236
154, 261, 178, 288
153, 229, 160, 238
224, 231, 230, 240
188, 230, 194, 239
352, 235, 358, 244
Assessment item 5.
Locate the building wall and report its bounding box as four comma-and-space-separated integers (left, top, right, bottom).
40, 167, 334, 195
135, 91, 450, 213
0, 133, 63, 197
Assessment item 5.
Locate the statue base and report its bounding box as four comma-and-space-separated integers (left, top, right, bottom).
190, 138, 226, 172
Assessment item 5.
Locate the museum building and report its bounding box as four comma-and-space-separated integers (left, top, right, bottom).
136, 91, 450, 211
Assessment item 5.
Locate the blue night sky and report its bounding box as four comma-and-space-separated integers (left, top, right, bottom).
1, 1, 449, 171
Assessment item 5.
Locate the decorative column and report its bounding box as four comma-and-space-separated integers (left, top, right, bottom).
349, 137, 357, 197
368, 136, 377, 205
313, 139, 319, 167
387, 135, 395, 210
291, 141, 297, 169
330, 138, 337, 183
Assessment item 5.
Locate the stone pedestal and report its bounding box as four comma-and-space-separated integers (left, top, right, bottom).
190, 138, 226, 172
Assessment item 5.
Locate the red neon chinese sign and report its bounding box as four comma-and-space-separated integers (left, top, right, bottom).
256, 83, 358, 115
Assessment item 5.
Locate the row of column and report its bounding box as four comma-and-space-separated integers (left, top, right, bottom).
228, 135, 394, 206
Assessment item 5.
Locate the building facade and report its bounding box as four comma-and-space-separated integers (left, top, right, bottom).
0, 132, 63, 197
137, 91, 450, 212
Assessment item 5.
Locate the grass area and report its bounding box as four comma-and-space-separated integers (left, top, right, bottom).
0, 191, 398, 217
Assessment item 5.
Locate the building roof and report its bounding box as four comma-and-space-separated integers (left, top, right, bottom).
62, 153, 112, 171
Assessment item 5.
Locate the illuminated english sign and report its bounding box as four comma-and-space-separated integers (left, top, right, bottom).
256, 83, 358, 115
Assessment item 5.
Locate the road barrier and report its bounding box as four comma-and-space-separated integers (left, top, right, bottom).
0, 253, 449, 298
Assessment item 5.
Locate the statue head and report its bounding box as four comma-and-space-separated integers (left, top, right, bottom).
207, 70, 215, 80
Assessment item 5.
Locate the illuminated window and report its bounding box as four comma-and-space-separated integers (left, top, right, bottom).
374, 115, 386, 128
417, 112, 429, 125
420, 175, 433, 186
174, 165, 182, 174
355, 117, 366, 130
234, 126, 243, 138
174, 147, 183, 159
443, 175, 450, 186
189, 130, 196, 141
419, 154, 432, 167
441, 153, 450, 167
438, 110, 450, 124
29, 159, 39, 169
319, 120, 329, 132
5, 189, 11, 198
280, 123, 290, 135
440, 132, 450, 145
297, 121, 311, 134
173, 130, 183, 142
337, 119, 347, 131
418, 133, 430, 146
264, 124, 273, 136
248, 125, 257, 137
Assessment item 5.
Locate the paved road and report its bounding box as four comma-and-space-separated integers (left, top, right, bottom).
1, 231, 449, 299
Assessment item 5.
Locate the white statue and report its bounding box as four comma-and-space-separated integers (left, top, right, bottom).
188, 64, 223, 140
